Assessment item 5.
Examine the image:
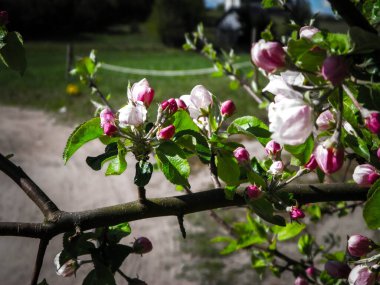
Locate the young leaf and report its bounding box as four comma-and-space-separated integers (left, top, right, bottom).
83, 268, 116, 285
103, 244, 133, 272
0, 31, 26, 75
86, 143, 118, 171
227, 116, 271, 146
108, 222, 132, 244
172, 110, 199, 132
134, 160, 153, 187
363, 181, 380, 229
285, 135, 314, 166
248, 197, 286, 226
156, 141, 190, 187
105, 142, 127, 176
271, 223, 305, 241
63, 118, 104, 163
298, 234, 314, 256
216, 151, 240, 186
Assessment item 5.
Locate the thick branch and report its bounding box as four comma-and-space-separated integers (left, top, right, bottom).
0, 184, 368, 239
0, 154, 59, 219
327, 0, 377, 34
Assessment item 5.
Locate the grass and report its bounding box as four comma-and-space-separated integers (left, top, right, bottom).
0, 25, 264, 122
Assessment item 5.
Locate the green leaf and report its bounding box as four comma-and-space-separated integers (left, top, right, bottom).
174, 130, 211, 163
103, 244, 132, 272
363, 181, 380, 229
60, 232, 96, 265
368, 178, 380, 199
248, 197, 286, 226
285, 135, 314, 166
261, 0, 281, 8
312, 31, 352, 55
216, 151, 240, 186
134, 160, 153, 187
0, 31, 27, 75
287, 38, 326, 72
343, 131, 370, 161
83, 267, 116, 285
247, 171, 267, 190
105, 142, 127, 175
298, 234, 314, 256
63, 118, 104, 163
227, 116, 271, 146
156, 141, 190, 187
108, 222, 132, 244
271, 222, 305, 241
172, 110, 199, 132
86, 143, 118, 171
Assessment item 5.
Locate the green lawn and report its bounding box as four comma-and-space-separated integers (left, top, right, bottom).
0, 26, 263, 121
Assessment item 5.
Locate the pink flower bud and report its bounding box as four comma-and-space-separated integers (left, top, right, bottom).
118, 102, 147, 127
0, 11, 9, 25
130, 78, 154, 108
288, 206, 305, 220
133, 237, 153, 254
233, 147, 250, 164
314, 142, 344, 174
306, 266, 316, 278
365, 112, 380, 134
347, 234, 374, 257
316, 110, 335, 131
348, 265, 377, 285
300, 26, 320, 40
220, 100, 236, 117
246, 185, 262, 200
325, 260, 351, 279
304, 154, 318, 171
251, 40, 286, 73
321, 56, 349, 86
54, 252, 79, 277
175, 98, 187, 110
100, 108, 115, 127
157, 125, 175, 140
265, 140, 282, 157
353, 164, 380, 187
294, 277, 308, 285
103, 122, 117, 136
269, 160, 284, 175
190, 85, 213, 110
377, 148, 380, 159
161, 98, 178, 114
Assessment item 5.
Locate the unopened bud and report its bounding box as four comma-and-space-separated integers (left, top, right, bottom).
365, 112, 380, 134
305, 266, 316, 278
130, 78, 154, 108
294, 276, 308, 285
353, 164, 380, 187
246, 185, 262, 200
251, 40, 286, 73
220, 100, 236, 117
347, 234, 374, 257
269, 160, 284, 175
300, 26, 320, 40
288, 206, 305, 220
175, 98, 187, 110
54, 252, 79, 277
348, 265, 376, 285
233, 147, 250, 165
161, 98, 178, 115
325, 260, 351, 279
304, 154, 318, 171
265, 140, 282, 157
316, 110, 335, 131
133, 237, 153, 254
103, 122, 117, 136
314, 142, 344, 174
157, 125, 175, 140
377, 148, 380, 160
321, 56, 349, 86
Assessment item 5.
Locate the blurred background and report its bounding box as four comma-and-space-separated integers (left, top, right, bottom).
0, 1, 362, 285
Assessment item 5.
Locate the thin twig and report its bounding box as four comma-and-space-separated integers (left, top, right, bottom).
89, 79, 115, 113
30, 238, 50, 285
177, 214, 186, 239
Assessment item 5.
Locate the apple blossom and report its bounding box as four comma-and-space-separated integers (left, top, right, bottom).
129, 78, 154, 107
348, 265, 377, 285
220, 100, 236, 117
251, 40, 286, 73
300, 26, 320, 40
304, 154, 318, 171
353, 164, 380, 187
118, 102, 147, 127
321, 56, 349, 86
365, 112, 380, 134
294, 276, 308, 285
157, 125, 175, 140
133, 237, 153, 254
246, 185, 262, 200
305, 266, 316, 278
100, 108, 117, 136
325, 260, 351, 279
268, 97, 313, 145
314, 142, 344, 174
189, 85, 213, 111
347, 234, 374, 257
54, 252, 80, 277
265, 140, 282, 157
269, 160, 284, 175
316, 110, 335, 131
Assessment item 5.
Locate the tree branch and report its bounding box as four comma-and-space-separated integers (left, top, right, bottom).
0, 153, 60, 219
0, 184, 368, 239
30, 238, 50, 285
327, 0, 377, 34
